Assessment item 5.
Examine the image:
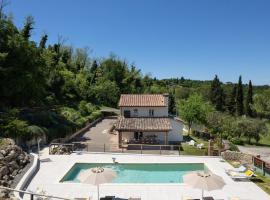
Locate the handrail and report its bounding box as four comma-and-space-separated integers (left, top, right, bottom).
0, 186, 71, 200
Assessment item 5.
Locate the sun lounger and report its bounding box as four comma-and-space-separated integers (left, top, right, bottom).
227, 169, 255, 180
196, 143, 204, 149
226, 165, 246, 173
188, 140, 195, 146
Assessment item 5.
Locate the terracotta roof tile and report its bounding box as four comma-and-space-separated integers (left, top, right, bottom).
119, 94, 167, 107
115, 117, 172, 132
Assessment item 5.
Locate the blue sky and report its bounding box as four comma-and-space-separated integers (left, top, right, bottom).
5, 0, 270, 85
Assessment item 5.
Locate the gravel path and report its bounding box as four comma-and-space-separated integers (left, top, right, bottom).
81, 118, 118, 151
238, 145, 270, 162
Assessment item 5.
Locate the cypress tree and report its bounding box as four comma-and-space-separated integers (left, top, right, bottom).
228, 84, 237, 115
39, 34, 48, 49
168, 91, 176, 114
21, 16, 34, 40
236, 76, 244, 116
210, 75, 225, 111
90, 60, 98, 83
246, 80, 253, 117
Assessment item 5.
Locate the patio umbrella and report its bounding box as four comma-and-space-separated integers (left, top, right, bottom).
77, 167, 117, 200
183, 172, 225, 200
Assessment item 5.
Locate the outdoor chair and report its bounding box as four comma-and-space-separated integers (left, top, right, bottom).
225, 165, 246, 173
196, 143, 204, 149
227, 169, 255, 180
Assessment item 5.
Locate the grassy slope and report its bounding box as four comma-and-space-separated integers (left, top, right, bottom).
239, 122, 270, 147
180, 135, 208, 156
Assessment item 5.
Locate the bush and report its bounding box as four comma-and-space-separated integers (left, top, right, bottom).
89, 110, 103, 121
230, 137, 244, 145
229, 143, 240, 152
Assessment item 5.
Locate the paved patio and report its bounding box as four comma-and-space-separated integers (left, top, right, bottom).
24, 153, 270, 200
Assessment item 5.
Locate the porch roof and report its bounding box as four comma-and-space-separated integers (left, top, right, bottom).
115, 117, 172, 132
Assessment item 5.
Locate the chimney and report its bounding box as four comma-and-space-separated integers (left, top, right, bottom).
163, 93, 169, 107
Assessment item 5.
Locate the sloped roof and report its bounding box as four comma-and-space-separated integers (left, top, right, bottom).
115, 117, 172, 132
119, 94, 167, 107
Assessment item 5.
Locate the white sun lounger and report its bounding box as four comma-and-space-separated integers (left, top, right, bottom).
226, 165, 246, 173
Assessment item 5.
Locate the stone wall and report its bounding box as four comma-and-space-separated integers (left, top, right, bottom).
0, 138, 30, 198
221, 150, 253, 164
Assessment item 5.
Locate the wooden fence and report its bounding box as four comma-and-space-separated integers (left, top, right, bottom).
253, 156, 270, 176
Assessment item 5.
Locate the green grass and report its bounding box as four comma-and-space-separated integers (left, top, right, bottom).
251, 172, 270, 195
180, 143, 207, 155
180, 134, 208, 156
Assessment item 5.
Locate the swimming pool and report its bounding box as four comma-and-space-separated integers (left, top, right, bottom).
61, 163, 207, 183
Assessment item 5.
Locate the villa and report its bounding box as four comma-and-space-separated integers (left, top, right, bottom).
115, 94, 183, 147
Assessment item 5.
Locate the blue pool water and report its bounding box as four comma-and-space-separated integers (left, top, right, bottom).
61, 163, 207, 183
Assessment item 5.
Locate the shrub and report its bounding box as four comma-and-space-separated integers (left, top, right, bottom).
230, 137, 244, 145
89, 110, 103, 121
229, 143, 240, 152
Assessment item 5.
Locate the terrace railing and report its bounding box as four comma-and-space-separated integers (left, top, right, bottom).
0, 186, 71, 200
49, 142, 181, 155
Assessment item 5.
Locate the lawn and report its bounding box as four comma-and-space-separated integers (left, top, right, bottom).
251, 172, 270, 195
180, 135, 208, 156
180, 143, 207, 155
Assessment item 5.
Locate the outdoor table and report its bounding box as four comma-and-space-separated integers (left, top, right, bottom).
203, 197, 214, 200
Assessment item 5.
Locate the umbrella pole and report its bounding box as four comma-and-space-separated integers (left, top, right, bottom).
201, 189, 204, 200
97, 184, 99, 200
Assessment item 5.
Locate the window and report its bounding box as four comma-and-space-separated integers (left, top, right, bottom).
149, 109, 154, 117
124, 110, 131, 118
134, 109, 138, 117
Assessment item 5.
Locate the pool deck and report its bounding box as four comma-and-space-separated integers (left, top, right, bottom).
25, 153, 270, 200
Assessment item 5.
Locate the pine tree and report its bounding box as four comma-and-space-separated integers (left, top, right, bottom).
236, 76, 244, 116
210, 75, 225, 111
21, 16, 34, 40
228, 84, 237, 115
246, 80, 253, 117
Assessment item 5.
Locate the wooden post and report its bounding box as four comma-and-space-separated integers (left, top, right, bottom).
30, 194, 34, 200
160, 145, 162, 155
118, 131, 122, 148
141, 144, 142, 154
262, 161, 265, 176
165, 132, 168, 145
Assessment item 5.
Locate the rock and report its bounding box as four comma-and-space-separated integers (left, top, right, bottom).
0, 150, 6, 156
0, 188, 9, 198
221, 150, 253, 164
8, 160, 19, 170
11, 169, 18, 177
0, 166, 9, 177
0, 138, 30, 190
3, 175, 9, 181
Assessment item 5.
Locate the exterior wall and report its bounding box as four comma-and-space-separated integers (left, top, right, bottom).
120, 106, 168, 117
121, 119, 184, 143
168, 118, 183, 142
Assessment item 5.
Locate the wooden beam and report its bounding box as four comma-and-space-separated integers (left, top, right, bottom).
118, 131, 122, 148
165, 132, 168, 145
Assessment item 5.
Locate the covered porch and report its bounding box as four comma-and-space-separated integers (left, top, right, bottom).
115, 117, 172, 147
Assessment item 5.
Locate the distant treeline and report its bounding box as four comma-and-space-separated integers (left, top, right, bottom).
0, 11, 270, 145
